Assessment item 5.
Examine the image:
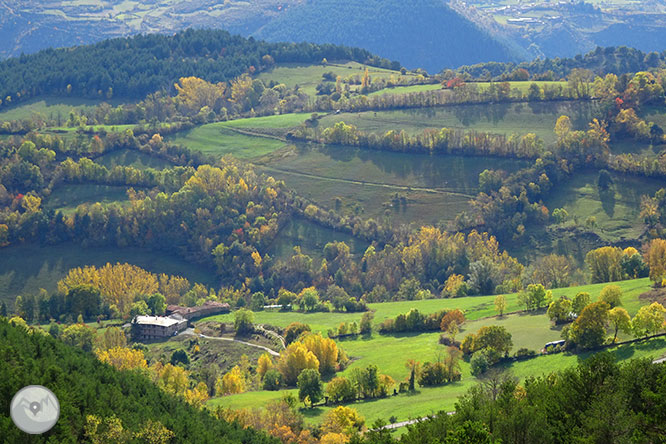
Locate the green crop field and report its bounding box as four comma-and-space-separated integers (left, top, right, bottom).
44, 184, 132, 214
544, 170, 664, 243
0, 97, 125, 122
167, 113, 309, 159
319, 101, 601, 145
257, 62, 417, 97
0, 243, 217, 308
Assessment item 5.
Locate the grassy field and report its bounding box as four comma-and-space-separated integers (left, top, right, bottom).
368, 81, 567, 98
44, 184, 132, 214
203, 277, 657, 426
0, 243, 217, 308
544, 170, 664, 243
257, 62, 417, 97
199, 278, 652, 335
267, 218, 369, 262
319, 101, 601, 146
0, 97, 125, 122
167, 114, 309, 159
256, 143, 528, 226
95, 149, 174, 170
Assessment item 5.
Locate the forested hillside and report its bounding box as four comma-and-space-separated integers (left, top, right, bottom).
253, 0, 523, 73
0, 29, 389, 108
0, 319, 276, 443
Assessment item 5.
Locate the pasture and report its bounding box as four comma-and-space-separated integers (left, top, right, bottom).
44, 184, 131, 214
95, 149, 173, 169
544, 170, 664, 243
256, 142, 528, 226
0, 97, 124, 122
319, 101, 601, 145
257, 62, 417, 97
167, 113, 309, 159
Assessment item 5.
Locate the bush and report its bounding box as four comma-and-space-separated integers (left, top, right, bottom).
514, 348, 536, 359
418, 362, 448, 386
170, 349, 190, 366
263, 369, 282, 391
470, 353, 490, 376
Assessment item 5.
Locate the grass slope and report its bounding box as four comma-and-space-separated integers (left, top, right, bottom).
0, 243, 217, 308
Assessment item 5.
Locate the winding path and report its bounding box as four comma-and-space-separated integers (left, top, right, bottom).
180, 328, 280, 357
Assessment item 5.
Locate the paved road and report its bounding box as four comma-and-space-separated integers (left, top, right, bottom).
180, 328, 280, 357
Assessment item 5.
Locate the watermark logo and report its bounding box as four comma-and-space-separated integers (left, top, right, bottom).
10, 385, 60, 434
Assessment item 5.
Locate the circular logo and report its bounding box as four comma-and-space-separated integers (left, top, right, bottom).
10, 385, 60, 434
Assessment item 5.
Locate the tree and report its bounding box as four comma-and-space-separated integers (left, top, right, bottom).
440, 309, 465, 331
572, 292, 591, 315
96, 347, 148, 371
65, 285, 102, 319
632, 302, 666, 338
475, 325, 513, 357
257, 353, 273, 380
326, 376, 357, 403
299, 287, 320, 312
555, 115, 572, 144
405, 360, 421, 391
518, 284, 551, 311
234, 308, 254, 334
599, 285, 623, 308
444, 346, 463, 382
250, 292, 266, 311
302, 333, 339, 376
62, 323, 95, 352
586, 247, 624, 283
494, 294, 507, 317
569, 301, 610, 349
146, 293, 166, 316
263, 369, 282, 391
297, 368, 323, 407
284, 322, 311, 345
322, 405, 365, 436
359, 312, 374, 335
547, 296, 573, 324
216, 366, 246, 396
277, 342, 320, 386
95, 326, 127, 351
608, 307, 631, 342
170, 349, 190, 366
646, 239, 666, 286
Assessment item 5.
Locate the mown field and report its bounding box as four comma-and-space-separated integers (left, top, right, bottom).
0, 243, 217, 308
257, 62, 418, 97
368, 81, 568, 98
205, 277, 665, 428
319, 101, 601, 145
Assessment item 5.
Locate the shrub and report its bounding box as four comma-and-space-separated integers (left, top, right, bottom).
263, 369, 283, 390
470, 353, 490, 376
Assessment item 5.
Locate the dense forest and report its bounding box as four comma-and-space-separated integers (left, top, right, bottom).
0, 28, 393, 108
0, 319, 276, 443
457, 46, 666, 80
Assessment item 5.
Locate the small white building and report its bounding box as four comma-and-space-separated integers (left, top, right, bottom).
132, 315, 187, 341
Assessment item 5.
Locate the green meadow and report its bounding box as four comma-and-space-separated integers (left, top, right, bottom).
167, 113, 309, 159
207, 274, 665, 428
319, 101, 601, 145
545, 170, 664, 243
95, 149, 174, 170
44, 184, 132, 214
0, 97, 124, 122
257, 62, 417, 97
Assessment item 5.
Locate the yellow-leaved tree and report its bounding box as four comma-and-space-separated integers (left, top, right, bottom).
151, 362, 190, 396
96, 347, 147, 371
277, 342, 320, 386
257, 353, 274, 380
216, 365, 246, 396
174, 76, 226, 115
302, 334, 339, 376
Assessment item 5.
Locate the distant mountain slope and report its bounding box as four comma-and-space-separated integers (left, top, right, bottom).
253, 0, 523, 73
